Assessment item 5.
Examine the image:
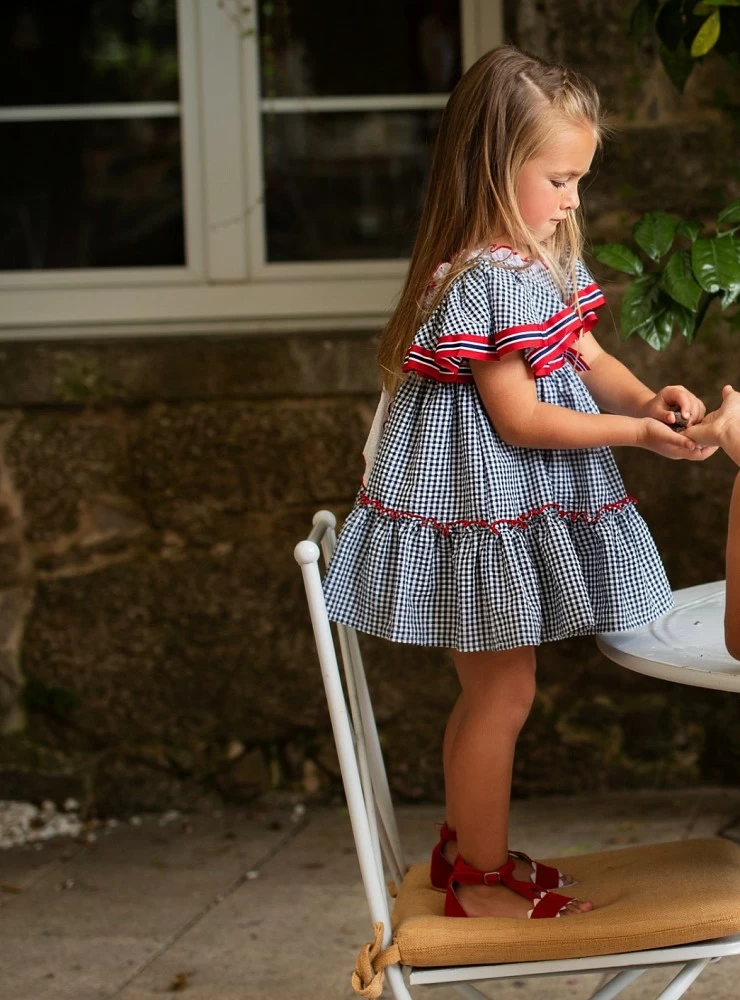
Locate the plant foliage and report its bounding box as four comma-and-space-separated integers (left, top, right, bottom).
629, 0, 740, 91
593, 202, 740, 349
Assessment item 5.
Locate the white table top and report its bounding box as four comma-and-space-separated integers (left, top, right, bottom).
596, 580, 740, 692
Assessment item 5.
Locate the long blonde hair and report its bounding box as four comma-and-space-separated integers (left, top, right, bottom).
378, 45, 605, 394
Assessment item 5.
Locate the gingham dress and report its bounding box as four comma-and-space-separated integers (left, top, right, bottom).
323, 246, 673, 652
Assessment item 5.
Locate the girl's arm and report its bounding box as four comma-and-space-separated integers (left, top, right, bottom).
470, 352, 707, 459
575, 332, 653, 416
575, 331, 705, 426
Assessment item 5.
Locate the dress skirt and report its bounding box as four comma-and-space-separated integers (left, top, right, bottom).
323, 365, 673, 652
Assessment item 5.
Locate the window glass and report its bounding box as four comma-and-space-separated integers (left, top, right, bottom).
0, 2, 183, 270
263, 110, 443, 262
259, 0, 461, 97
258, 0, 461, 262
0, 118, 183, 270
0, 0, 179, 106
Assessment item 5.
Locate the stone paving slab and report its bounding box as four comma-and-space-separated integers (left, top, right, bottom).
0, 837, 87, 905
0, 806, 294, 1000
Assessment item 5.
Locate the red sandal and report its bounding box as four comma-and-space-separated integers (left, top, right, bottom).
445, 854, 582, 919
431, 822, 575, 891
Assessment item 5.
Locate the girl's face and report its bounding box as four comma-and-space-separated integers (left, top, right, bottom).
516, 124, 597, 242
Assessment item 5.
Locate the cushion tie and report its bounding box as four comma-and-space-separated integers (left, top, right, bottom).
351, 921, 401, 998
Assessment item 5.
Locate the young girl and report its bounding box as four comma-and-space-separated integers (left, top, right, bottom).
323, 45, 712, 920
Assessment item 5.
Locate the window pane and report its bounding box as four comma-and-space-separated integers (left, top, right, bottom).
263, 110, 443, 262
259, 0, 461, 97
0, 1, 184, 271
0, 1, 179, 107
0, 119, 184, 270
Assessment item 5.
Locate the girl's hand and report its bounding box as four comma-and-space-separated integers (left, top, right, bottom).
685, 385, 740, 465
639, 417, 718, 461
640, 385, 706, 429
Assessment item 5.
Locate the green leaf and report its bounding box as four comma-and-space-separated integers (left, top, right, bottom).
592, 243, 644, 276
620, 274, 662, 340
718, 198, 740, 224
637, 316, 669, 350
630, 0, 659, 41
696, 0, 740, 7
633, 211, 680, 261
659, 42, 695, 90
666, 301, 697, 342
654, 308, 676, 348
693, 1, 715, 12
661, 250, 703, 310
676, 219, 703, 241
638, 296, 695, 351
656, 0, 686, 48
691, 10, 721, 56
721, 239, 740, 308
691, 236, 740, 293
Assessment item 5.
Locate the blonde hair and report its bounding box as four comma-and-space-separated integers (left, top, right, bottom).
378, 45, 605, 394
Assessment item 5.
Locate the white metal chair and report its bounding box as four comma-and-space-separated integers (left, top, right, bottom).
294, 509, 740, 999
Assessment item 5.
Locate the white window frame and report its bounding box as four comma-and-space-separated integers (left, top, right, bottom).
0, 0, 503, 338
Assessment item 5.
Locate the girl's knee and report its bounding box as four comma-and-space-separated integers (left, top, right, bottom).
476, 677, 535, 733
454, 647, 536, 727
501, 668, 536, 729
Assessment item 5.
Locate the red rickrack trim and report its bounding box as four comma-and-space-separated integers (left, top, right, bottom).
357, 490, 638, 538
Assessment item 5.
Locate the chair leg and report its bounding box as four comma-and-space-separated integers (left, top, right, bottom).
655, 958, 712, 1000
589, 967, 646, 999
385, 963, 415, 1000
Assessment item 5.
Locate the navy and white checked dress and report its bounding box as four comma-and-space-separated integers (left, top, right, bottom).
324, 246, 673, 652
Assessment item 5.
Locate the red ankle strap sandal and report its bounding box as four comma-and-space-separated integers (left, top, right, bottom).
444, 854, 579, 919
429, 822, 456, 891
430, 822, 575, 892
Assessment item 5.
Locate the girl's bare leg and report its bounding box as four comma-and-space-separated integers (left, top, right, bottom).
441, 672, 573, 884
446, 646, 591, 918
442, 693, 464, 831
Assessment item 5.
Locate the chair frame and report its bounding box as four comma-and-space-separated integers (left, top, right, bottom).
295, 509, 740, 1000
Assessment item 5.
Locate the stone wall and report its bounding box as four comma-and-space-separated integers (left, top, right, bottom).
1, 1, 739, 813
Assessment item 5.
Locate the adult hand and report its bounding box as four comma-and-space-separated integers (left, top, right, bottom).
685, 385, 740, 465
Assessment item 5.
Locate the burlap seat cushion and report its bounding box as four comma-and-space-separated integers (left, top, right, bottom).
390, 838, 740, 967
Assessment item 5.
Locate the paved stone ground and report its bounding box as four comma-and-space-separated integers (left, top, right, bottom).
3, 788, 740, 999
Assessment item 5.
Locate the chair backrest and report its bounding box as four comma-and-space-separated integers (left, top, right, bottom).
294, 510, 407, 940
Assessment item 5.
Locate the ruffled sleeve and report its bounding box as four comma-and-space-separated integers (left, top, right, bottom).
402, 255, 608, 384
403, 261, 540, 383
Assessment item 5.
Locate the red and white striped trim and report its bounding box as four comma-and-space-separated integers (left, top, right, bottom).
403, 284, 606, 384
